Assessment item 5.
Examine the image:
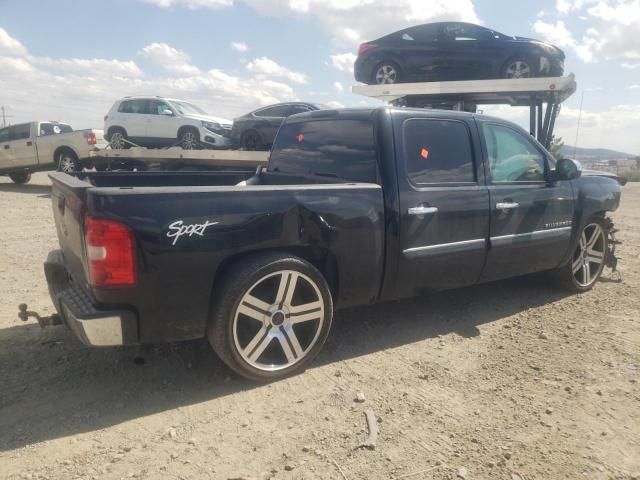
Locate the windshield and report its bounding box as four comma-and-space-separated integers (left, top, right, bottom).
169, 101, 207, 115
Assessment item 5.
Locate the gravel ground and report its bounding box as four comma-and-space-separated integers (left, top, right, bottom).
0, 172, 638, 480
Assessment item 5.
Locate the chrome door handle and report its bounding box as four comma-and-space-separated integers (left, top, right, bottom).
408, 206, 438, 215
496, 202, 519, 210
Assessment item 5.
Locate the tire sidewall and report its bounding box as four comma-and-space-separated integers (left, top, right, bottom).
179, 128, 200, 149
373, 61, 401, 84
502, 56, 536, 79
209, 255, 334, 381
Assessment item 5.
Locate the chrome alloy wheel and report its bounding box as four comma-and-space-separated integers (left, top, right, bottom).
232, 270, 325, 372
572, 223, 606, 287
375, 64, 398, 84
505, 60, 532, 79
58, 154, 76, 173
110, 131, 126, 149
180, 131, 198, 149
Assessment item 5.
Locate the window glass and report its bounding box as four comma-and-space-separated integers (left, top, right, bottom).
0, 128, 10, 143
170, 101, 207, 115
403, 118, 475, 184
269, 118, 377, 183
148, 101, 173, 115
287, 104, 312, 116
405, 25, 439, 42
9, 124, 31, 141
442, 23, 494, 41
255, 105, 289, 117
39, 123, 72, 136
118, 100, 148, 114
482, 124, 546, 182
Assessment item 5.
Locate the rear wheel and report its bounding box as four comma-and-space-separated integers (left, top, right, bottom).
207, 253, 333, 381
9, 172, 31, 184
108, 128, 129, 149
549, 217, 608, 292
373, 61, 401, 84
57, 150, 81, 173
179, 128, 200, 150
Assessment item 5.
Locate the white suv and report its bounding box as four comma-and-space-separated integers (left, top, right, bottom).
104, 96, 233, 149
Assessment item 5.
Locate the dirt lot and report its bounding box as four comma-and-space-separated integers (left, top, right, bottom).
0, 173, 638, 480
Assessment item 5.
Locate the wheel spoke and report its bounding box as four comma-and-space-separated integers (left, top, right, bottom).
275, 272, 298, 307
572, 256, 583, 274
281, 326, 304, 360
277, 333, 296, 363
243, 293, 271, 313
586, 225, 602, 249
246, 328, 273, 363
587, 248, 604, 263
582, 260, 591, 285
580, 232, 587, 250
289, 300, 322, 314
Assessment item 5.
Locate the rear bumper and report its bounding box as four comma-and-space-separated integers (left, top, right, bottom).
44, 250, 138, 346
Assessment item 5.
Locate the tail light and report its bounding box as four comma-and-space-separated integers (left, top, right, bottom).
358, 43, 377, 55
85, 217, 137, 288
86, 131, 97, 145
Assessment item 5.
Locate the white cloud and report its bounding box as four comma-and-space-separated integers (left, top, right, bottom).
326, 100, 345, 109
143, 0, 232, 8
35, 57, 143, 77
629, 84, 640, 89
0, 27, 27, 56
246, 56, 308, 84
138, 42, 200, 75
538, 0, 640, 68
329, 52, 356, 74
333, 81, 344, 93
231, 41, 248, 52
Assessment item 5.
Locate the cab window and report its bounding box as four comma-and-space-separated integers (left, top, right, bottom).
148, 101, 173, 115
0, 127, 9, 143
403, 118, 476, 184
482, 123, 546, 182
9, 124, 31, 141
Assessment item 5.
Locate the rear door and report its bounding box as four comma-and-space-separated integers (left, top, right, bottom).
478, 121, 575, 282
436, 23, 497, 80
253, 105, 290, 143
397, 24, 442, 81
0, 126, 12, 168
7, 123, 37, 167
117, 99, 149, 139
395, 115, 490, 296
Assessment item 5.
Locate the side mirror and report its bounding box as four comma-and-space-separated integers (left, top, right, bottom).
554, 158, 582, 181
162, 109, 174, 116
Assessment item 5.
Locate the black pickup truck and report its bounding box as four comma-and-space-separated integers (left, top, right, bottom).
31, 107, 622, 381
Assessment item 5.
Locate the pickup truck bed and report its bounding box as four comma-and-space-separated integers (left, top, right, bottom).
37, 107, 621, 381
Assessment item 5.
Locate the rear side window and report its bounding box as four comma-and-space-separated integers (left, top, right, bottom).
269, 118, 377, 183
118, 100, 148, 114
9, 124, 31, 141
0, 128, 9, 143
39, 123, 72, 136
255, 105, 289, 117
403, 118, 475, 184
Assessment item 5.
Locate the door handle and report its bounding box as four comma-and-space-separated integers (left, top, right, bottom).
408, 206, 438, 216
26, 141, 33, 146
3, 145, 9, 150
496, 202, 519, 210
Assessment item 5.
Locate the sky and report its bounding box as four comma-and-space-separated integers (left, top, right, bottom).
0, 0, 638, 154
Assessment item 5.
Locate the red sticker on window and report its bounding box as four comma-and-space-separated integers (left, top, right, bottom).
297, 133, 304, 143
420, 147, 430, 159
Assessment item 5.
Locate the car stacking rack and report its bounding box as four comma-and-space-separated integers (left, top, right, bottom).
352, 74, 577, 149
93, 147, 269, 170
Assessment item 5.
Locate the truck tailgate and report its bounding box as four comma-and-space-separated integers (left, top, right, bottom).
49, 172, 93, 286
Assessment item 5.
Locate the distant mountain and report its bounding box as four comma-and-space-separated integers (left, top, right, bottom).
559, 145, 637, 160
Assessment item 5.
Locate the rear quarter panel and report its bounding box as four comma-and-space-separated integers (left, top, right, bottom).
86, 183, 385, 343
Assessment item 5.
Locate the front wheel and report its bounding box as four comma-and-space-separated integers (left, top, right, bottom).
549, 218, 608, 292
503, 57, 535, 79
208, 253, 334, 381
179, 128, 200, 150
9, 172, 31, 184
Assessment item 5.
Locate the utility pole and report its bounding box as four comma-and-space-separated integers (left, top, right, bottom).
1, 105, 6, 128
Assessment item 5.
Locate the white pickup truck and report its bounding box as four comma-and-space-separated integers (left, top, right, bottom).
0, 121, 107, 184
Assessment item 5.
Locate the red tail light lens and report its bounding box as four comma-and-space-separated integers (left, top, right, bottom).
85, 217, 137, 288
358, 43, 377, 55
86, 131, 97, 145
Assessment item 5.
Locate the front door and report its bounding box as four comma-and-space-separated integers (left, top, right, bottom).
8, 123, 36, 167
147, 100, 179, 141
395, 115, 490, 297
478, 121, 575, 282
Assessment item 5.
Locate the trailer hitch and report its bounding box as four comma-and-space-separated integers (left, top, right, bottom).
18, 303, 63, 328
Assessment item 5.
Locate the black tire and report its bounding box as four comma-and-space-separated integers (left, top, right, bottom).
240, 130, 263, 151
56, 150, 81, 173
548, 216, 609, 293
9, 172, 31, 184
502, 56, 536, 79
372, 61, 401, 85
108, 127, 129, 150
207, 252, 334, 382
178, 127, 200, 150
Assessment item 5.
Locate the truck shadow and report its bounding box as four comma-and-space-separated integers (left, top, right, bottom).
0, 273, 568, 452
0, 183, 51, 197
